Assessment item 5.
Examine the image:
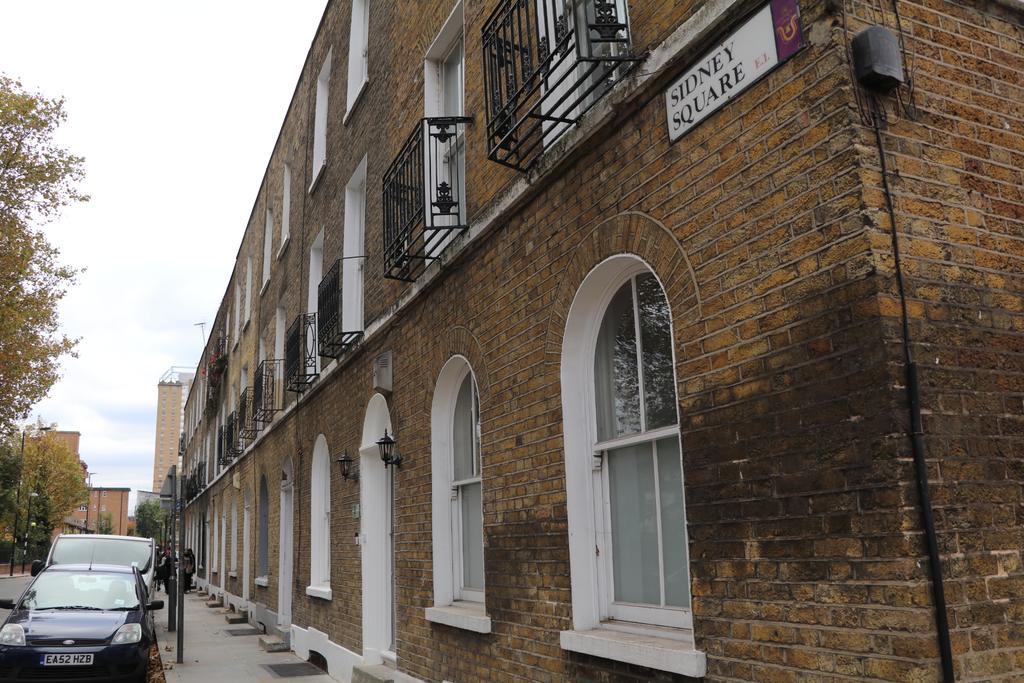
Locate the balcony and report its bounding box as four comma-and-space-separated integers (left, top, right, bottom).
383, 116, 472, 281
227, 410, 245, 458
239, 387, 257, 442
285, 313, 318, 393
253, 359, 283, 427
216, 425, 229, 466
204, 335, 228, 419
318, 259, 363, 358
482, 0, 637, 171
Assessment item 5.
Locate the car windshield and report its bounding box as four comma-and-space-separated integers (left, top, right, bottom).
21, 572, 140, 611
51, 538, 152, 573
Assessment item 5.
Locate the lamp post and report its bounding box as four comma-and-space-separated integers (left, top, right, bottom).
9, 426, 50, 576
84, 472, 97, 533
21, 491, 39, 574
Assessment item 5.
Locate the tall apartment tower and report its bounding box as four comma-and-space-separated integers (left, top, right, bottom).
152, 368, 193, 493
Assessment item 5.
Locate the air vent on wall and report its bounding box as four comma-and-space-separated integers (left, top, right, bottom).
373, 351, 393, 394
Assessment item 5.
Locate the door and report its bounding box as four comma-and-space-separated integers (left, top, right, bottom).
278, 458, 294, 627
242, 493, 251, 602
359, 394, 396, 665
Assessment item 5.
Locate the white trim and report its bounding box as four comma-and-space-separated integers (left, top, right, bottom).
255, 576, 269, 587
309, 434, 331, 588
228, 571, 238, 578
425, 601, 491, 634
359, 394, 394, 665
290, 623, 362, 683
308, 159, 327, 195
276, 234, 290, 261
342, 78, 369, 125
560, 627, 706, 677
305, 584, 333, 601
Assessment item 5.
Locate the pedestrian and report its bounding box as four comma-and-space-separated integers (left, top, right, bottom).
183, 548, 195, 593
156, 549, 171, 592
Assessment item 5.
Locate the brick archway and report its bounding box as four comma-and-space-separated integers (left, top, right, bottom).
544, 211, 703, 363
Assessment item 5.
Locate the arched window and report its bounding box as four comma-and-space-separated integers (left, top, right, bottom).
230, 496, 239, 574
560, 256, 702, 676
429, 357, 489, 632
307, 435, 331, 599
257, 475, 269, 579
593, 271, 688, 623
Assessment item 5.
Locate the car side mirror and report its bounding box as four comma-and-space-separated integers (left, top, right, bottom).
30, 560, 43, 577
0, 598, 15, 609
147, 600, 164, 611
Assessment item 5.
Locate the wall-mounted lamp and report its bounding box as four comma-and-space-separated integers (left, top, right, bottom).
376, 430, 402, 468
335, 450, 358, 481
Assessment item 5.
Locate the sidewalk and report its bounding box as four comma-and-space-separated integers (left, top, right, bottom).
155, 589, 334, 683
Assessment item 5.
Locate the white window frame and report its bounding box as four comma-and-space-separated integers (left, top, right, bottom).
343, 156, 367, 333
280, 167, 291, 256
312, 52, 331, 190
230, 496, 238, 575
307, 228, 324, 373
262, 209, 273, 290
428, 356, 491, 634
558, 254, 705, 677
306, 434, 332, 599
345, 0, 369, 118
244, 257, 253, 326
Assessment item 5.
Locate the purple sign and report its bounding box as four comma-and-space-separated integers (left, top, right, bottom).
771, 0, 803, 62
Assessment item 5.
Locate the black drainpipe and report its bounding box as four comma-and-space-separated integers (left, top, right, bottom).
869, 102, 955, 683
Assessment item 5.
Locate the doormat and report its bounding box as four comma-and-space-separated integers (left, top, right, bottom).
262, 662, 324, 677
224, 628, 262, 636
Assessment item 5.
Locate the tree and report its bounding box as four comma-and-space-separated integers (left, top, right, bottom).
134, 499, 166, 544
15, 427, 87, 534
96, 511, 113, 535
0, 74, 86, 435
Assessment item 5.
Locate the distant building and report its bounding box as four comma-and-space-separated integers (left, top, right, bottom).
152, 368, 193, 493
69, 487, 131, 536
135, 490, 159, 511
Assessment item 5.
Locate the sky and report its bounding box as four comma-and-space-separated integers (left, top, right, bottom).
1, 1, 329, 508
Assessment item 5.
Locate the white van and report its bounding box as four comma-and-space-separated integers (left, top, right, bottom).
34, 534, 158, 594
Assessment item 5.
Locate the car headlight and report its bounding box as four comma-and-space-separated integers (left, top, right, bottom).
0, 624, 25, 646
111, 623, 142, 644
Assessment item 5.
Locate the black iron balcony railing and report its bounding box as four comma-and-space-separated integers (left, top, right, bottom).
318, 259, 364, 358
483, 0, 637, 171
239, 387, 257, 442
383, 116, 472, 282
227, 410, 244, 457
253, 359, 283, 427
216, 425, 228, 466
285, 313, 318, 393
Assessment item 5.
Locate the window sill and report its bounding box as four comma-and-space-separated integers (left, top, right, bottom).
255, 576, 269, 587
308, 161, 326, 194
559, 626, 706, 678
228, 571, 237, 578
342, 79, 370, 126
305, 584, 332, 601
243, 318, 250, 333
425, 601, 491, 634
211, 569, 218, 575
277, 235, 290, 261
260, 278, 271, 297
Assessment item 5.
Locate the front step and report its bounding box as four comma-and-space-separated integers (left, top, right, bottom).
258, 635, 289, 653
224, 610, 248, 624
352, 665, 420, 683
205, 596, 223, 609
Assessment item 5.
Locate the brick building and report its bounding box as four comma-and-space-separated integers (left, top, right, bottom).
71, 487, 131, 536
181, 0, 1024, 680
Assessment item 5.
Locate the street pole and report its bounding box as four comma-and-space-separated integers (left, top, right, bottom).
176, 470, 185, 664
168, 466, 177, 632
8, 431, 25, 576
21, 490, 37, 574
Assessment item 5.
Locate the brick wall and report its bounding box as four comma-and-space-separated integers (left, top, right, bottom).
181, 0, 1024, 680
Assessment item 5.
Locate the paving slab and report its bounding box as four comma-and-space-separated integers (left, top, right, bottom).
156, 588, 334, 683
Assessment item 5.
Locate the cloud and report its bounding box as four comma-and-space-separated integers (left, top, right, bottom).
3, 1, 328, 502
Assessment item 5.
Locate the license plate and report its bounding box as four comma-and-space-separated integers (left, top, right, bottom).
41, 653, 94, 666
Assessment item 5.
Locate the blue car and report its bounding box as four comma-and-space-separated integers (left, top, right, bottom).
0, 564, 162, 682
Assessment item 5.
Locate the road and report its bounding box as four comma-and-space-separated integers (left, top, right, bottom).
0, 575, 31, 622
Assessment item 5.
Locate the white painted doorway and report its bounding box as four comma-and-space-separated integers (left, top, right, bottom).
242, 490, 251, 602
278, 457, 294, 628
219, 507, 226, 592
360, 394, 396, 665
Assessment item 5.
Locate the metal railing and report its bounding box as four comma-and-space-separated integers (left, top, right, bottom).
482, 0, 637, 171
383, 116, 472, 281
318, 259, 363, 358
226, 410, 243, 458
285, 313, 318, 393
239, 387, 257, 442
253, 359, 283, 427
